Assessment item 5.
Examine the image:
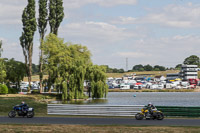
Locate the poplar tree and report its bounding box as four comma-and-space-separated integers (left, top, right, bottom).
38, 0, 48, 93
0, 41, 6, 83
49, 0, 64, 35
47, 0, 64, 92
20, 0, 37, 92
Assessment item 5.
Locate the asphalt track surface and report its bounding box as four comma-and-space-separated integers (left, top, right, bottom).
0, 117, 200, 126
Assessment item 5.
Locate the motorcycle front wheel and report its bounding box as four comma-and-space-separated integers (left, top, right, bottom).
8, 111, 16, 118
27, 111, 34, 118
156, 112, 164, 120
135, 113, 144, 120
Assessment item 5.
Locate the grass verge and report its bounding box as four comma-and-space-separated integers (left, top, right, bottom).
0, 124, 200, 133
0, 95, 48, 116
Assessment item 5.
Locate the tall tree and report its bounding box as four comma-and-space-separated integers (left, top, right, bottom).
144, 64, 153, 71
183, 55, 200, 66
20, 0, 37, 92
49, 0, 64, 35
42, 34, 107, 100
38, 0, 48, 93
42, 34, 67, 93
85, 65, 108, 99
132, 64, 144, 71
5, 58, 26, 89
0, 41, 6, 83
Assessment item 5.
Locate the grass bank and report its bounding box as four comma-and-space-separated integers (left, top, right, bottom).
0, 94, 61, 116
0, 124, 200, 133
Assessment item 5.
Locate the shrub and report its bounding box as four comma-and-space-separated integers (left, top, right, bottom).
8, 88, 18, 94
0, 84, 8, 94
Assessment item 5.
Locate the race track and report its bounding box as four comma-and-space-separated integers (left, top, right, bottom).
0, 117, 200, 126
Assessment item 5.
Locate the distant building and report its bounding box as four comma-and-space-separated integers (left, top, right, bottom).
166, 73, 180, 80
167, 65, 199, 80
180, 65, 198, 80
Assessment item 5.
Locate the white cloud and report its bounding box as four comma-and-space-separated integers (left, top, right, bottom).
112, 3, 200, 28
64, 0, 137, 9
60, 21, 136, 43
0, 0, 26, 25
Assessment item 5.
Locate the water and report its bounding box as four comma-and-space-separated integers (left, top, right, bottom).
50, 92, 200, 106
107, 92, 200, 106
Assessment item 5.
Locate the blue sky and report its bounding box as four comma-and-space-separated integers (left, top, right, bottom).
1, 0, 200, 70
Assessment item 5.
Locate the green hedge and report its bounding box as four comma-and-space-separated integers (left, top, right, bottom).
0, 84, 8, 94
157, 106, 200, 117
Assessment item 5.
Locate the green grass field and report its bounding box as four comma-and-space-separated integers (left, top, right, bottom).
0, 96, 47, 116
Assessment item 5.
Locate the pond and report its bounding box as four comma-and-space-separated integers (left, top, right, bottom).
50, 92, 200, 106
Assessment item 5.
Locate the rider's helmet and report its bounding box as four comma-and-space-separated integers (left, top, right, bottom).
148, 102, 152, 107
21, 101, 25, 105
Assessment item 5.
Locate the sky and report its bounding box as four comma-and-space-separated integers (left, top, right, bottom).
1, 0, 200, 70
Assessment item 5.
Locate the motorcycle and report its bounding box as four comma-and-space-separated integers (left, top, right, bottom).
135, 107, 164, 120
8, 105, 34, 118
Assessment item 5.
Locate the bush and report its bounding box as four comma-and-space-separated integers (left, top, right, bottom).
0, 84, 8, 94
8, 88, 18, 94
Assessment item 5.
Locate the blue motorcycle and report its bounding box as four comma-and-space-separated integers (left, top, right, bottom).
8, 105, 34, 118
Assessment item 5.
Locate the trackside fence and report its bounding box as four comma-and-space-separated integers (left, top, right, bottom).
48, 104, 200, 117
47, 104, 144, 116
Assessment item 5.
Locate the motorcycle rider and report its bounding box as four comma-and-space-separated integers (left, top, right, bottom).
20, 101, 28, 113
145, 102, 157, 117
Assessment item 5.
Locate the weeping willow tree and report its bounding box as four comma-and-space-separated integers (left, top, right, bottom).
65, 44, 91, 100
42, 34, 107, 100
86, 65, 108, 99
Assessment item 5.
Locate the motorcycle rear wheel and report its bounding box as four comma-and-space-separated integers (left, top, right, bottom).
27, 111, 34, 118
8, 111, 16, 118
156, 112, 164, 120
135, 113, 144, 120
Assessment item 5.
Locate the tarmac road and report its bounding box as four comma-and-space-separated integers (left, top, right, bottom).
0, 117, 200, 126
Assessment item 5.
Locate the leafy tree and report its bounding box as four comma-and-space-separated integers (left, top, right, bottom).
49, 0, 64, 35
20, 0, 37, 92
132, 64, 144, 71
99, 65, 124, 73
183, 55, 200, 66
85, 64, 108, 99
42, 34, 107, 100
118, 69, 125, 73
5, 58, 26, 89
175, 64, 182, 70
38, 0, 48, 93
154, 65, 166, 71
42, 34, 66, 93
144, 64, 153, 71
32, 63, 39, 75
0, 41, 6, 83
